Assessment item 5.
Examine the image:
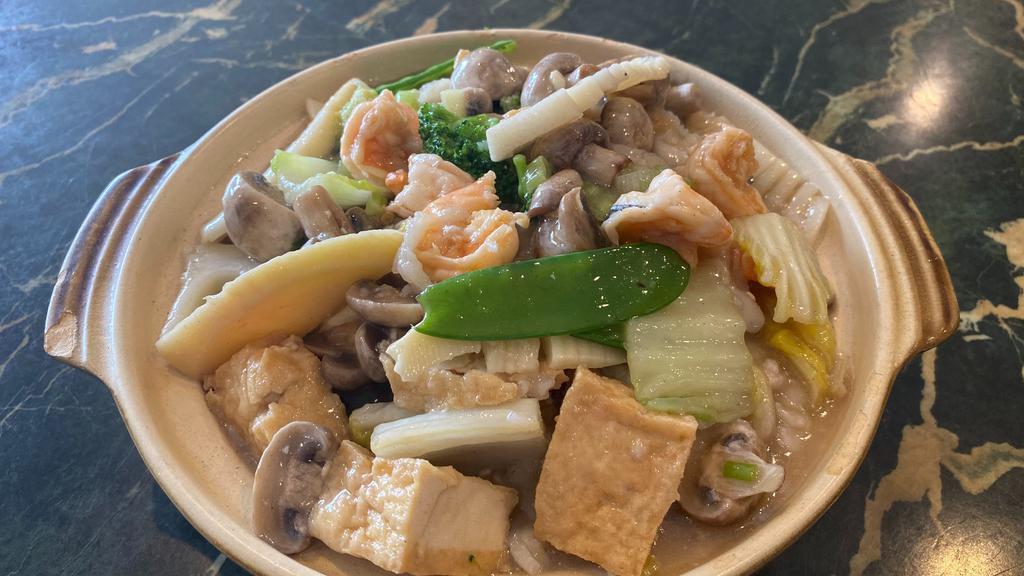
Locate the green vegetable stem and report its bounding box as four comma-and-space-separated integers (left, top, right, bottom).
375, 39, 517, 94
513, 154, 552, 206
415, 243, 690, 340
339, 83, 378, 125
269, 150, 341, 183
581, 181, 620, 222
395, 89, 421, 110
499, 93, 521, 113
723, 460, 759, 482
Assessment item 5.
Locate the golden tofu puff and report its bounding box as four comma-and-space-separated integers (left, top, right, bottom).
252, 422, 518, 576
203, 336, 347, 455
534, 368, 698, 576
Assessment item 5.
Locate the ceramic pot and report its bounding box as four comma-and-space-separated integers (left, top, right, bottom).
44, 29, 957, 576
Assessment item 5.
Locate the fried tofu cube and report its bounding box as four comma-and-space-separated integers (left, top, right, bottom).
309, 441, 519, 576
534, 368, 698, 576
203, 336, 346, 453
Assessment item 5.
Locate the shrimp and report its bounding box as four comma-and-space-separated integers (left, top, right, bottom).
394, 172, 521, 289
384, 169, 407, 194
340, 90, 422, 184
682, 126, 767, 219
601, 169, 732, 265
387, 153, 474, 218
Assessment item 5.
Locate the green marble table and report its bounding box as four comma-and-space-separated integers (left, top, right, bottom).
1, 0, 1021, 574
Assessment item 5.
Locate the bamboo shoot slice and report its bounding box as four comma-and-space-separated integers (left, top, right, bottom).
157, 229, 402, 378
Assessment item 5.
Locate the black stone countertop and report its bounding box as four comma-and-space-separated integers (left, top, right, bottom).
2, 1, 1022, 574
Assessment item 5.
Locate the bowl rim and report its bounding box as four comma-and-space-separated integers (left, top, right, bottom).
47, 27, 957, 576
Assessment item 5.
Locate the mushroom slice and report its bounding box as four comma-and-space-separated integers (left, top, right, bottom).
344, 206, 379, 233
527, 169, 583, 218
566, 63, 599, 86
304, 320, 360, 358
521, 53, 584, 107
514, 221, 539, 261
322, 353, 372, 391
601, 96, 655, 150
616, 78, 670, 108
293, 185, 353, 243
462, 86, 494, 116
252, 421, 338, 554
665, 82, 703, 120
451, 48, 525, 100
223, 171, 304, 262
345, 279, 425, 327
571, 143, 627, 187
678, 420, 784, 525
537, 187, 600, 257
355, 323, 405, 384
528, 119, 608, 170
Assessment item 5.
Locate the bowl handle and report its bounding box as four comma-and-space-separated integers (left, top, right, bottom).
817, 144, 958, 357
44, 154, 181, 382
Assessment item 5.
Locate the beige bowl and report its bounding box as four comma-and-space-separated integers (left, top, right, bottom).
44, 29, 956, 576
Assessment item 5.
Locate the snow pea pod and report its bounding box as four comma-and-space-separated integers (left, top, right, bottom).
415, 243, 690, 340
573, 323, 626, 349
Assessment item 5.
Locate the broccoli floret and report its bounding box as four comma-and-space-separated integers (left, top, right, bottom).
418, 103, 519, 205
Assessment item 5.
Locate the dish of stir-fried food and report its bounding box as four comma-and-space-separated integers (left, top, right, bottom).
155, 40, 840, 576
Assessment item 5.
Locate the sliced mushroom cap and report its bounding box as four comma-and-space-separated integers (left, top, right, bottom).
602, 96, 655, 150
617, 78, 670, 108
462, 87, 494, 116
346, 279, 425, 327
528, 169, 583, 218
682, 485, 754, 526
451, 48, 525, 100
679, 420, 781, 526
355, 323, 405, 384
571, 143, 627, 187
378, 272, 409, 289
665, 82, 703, 120
537, 187, 600, 257
223, 171, 304, 262
322, 353, 372, 391
514, 221, 539, 261
345, 206, 379, 233
521, 53, 584, 107
252, 421, 337, 554
293, 185, 353, 244
566, 63, 599, 87
528, 120, 608, 170
304, 320, 360, 358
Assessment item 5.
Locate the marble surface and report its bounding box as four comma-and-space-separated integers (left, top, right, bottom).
1, 0, 1022, 574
